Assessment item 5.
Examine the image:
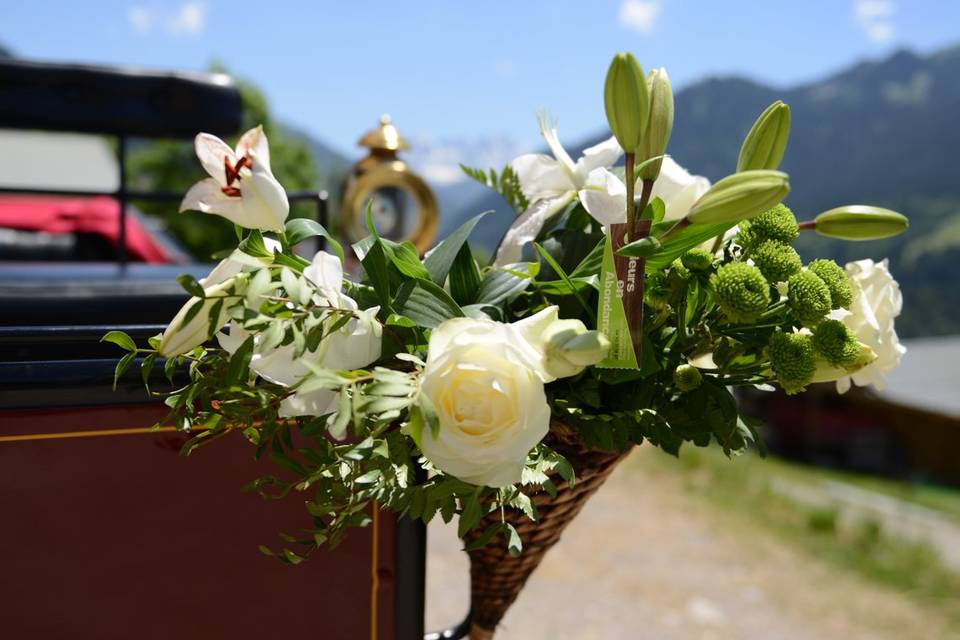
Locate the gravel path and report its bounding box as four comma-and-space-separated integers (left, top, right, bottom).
425, 448, 957, 639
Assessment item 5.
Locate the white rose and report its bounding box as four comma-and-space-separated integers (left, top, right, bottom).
830, 258, 906, 393
419, 309, 562, 487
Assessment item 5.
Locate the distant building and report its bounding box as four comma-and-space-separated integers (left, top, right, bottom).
742, 336, 960, 485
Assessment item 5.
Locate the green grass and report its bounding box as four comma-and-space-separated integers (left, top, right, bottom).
640, 446, 960, 625
745, 452, 960, 522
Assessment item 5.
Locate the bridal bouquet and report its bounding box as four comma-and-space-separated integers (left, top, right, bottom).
106, 52, 908, 639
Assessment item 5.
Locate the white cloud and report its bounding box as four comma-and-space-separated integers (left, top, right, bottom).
127, 6, 154, 34
854, 0, 896, 43
126, 3, 206, 36
618, 0, 661, 35
855, 0, 895, 20
168, 2, 206, 35
405, 135, 525, 186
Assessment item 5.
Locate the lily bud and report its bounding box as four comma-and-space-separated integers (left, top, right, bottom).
813, 205, 909, 241
159, 275, 245, 357
604, 52, 649, 153
737, 101, 791, 172
542, 319, 611, 379
687, 170, 790, 225
638, 68, 674, 181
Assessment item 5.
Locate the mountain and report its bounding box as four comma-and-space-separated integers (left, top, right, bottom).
451, 45, 960, 337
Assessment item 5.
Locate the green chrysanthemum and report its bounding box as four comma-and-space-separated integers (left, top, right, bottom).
767, 331, 816, 394
681, 248, 714, 271
670, 257, 691, 280
738, 203, 799, 250
673, 364, 703, 392
812, 319, 860, 366
646, 270, 670, 310
750, 240, 802, 282
787, 270, 832, 326
807, 259, 854, 309
711, 262, 771, 323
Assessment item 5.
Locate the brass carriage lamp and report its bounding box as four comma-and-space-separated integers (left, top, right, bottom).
340, 115, 438, 254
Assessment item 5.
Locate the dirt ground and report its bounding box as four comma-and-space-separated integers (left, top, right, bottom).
425, 447, 958, 640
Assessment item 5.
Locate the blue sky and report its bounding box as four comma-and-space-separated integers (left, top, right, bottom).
1, 0, 958, 159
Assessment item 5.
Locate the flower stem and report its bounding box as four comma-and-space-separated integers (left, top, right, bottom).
798, 220, 816, 231
625, 152, 636, 242
636, 179, 654, 237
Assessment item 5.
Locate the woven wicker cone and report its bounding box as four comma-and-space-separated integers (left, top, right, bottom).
463, 420, 634, 640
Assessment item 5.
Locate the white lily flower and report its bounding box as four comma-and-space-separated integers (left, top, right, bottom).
180, 125, 290, 232
245, 250, 383, 418
495, 118, 621, 265
160, 242, 283, 359
579, 157, 711, 227
159, 274, 245, 358
201, 237, 281, 288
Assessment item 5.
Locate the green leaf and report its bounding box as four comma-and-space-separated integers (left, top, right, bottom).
532, 243, 592, 318
404, 405, 424, 448
176, 274, 205, 298
285, 218, 345, 263
462, 304, 501, 320
394, 279, 463, 328
238, 229, 273, 258
362, 203, 431, 280
569, 237, 605, 278
360, 240, 394, 311
205, 299, 224, 339
504, 522, 523, 556
352, 235, 376, 262
101, 330, 137, 352
272, 252, 308, 273
386, 240, 431, 280
113, 352, 136, 391
226, 336, 255, 385
359, 395, 412, 415
457, 491, 484, 538
163, 355, 178, 383
419, 392, 441, 440
355, 469, 382, 484
535, 276, 598, 296
140, 353, 156, 392
448, 243, 482, 306
639, 196, 666, 224
553, 457, 575, 488
684, 279, 700, 328
460, 165, 529, 213
423, 211, 489, 285
475, 262, 539, 305
463, 522, 503, 551
616, 236, 662, 258
648, 221, 733, 271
